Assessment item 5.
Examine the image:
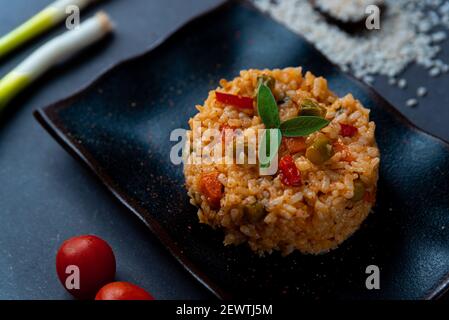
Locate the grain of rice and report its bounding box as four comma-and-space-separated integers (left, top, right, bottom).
417, 86, 428, 97
398, 78, 407, 89
406, 98, 418, 107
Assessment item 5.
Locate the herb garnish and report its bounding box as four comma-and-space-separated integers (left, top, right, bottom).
257, 84, 280, 129
257, 84, 330, 168
280, 116, 330, 137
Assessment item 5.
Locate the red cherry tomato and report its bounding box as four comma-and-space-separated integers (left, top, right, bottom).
95, 282, 154, 300
279, 155, 302, 187
56, 235, 116, 299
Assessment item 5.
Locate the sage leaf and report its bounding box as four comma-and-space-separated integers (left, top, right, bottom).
280, 116, 330, 137
257, 84, 280, 129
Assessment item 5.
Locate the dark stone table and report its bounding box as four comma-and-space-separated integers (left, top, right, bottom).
0, 0, 448, 299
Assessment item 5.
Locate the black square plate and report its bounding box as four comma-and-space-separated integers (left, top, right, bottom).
35, 0, 449, 299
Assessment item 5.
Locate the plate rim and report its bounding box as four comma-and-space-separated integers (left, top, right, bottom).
33, 0, 449, 300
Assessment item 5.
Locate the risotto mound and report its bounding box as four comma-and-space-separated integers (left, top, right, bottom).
184, 67, 379, 255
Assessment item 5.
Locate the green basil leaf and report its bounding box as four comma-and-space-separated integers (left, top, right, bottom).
257, 84, 280, 129
259, 128, 282, 168
280, 116, 330, 137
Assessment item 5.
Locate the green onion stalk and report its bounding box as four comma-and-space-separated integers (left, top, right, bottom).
0, 0, 99, 59
0, 12, 113, 112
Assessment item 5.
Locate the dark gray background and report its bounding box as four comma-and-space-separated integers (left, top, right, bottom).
0, 0, 448, 299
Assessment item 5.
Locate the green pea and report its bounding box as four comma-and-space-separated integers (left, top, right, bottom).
300, 99, 326, 117
306, 135, 333, 165
352, 180, 366, 201
243, 203, 267, 224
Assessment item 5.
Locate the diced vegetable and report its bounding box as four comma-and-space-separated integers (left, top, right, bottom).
279, 155, 302, 186
333, 141, 355, 162
283, 137, 307, 154
352, 180, 366, 201
340, 123, 358, 137
300, 99, 326, 117
243, 203, 267, 223
199, 172, 223, 209
257, 74, 275, 91
216, 91, 254, 109
305, 134, 333, 165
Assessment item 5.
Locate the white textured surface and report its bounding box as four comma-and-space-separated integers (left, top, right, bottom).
252, 0, 449, 80
315, 0, 384, 22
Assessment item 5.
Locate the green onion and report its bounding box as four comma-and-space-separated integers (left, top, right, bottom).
0, 0, 99, 59
0, 12, 113, 112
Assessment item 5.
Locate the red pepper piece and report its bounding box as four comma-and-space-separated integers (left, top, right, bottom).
199, 172, 223, 209
340, 123, 358, 137
279, 155, 302, 187
283, 137, 307, 154
216, 91, 254, 109
333, 141, 355, 162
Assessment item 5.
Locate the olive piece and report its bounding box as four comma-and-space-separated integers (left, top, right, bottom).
257, 74, 275, 91
305, 135, 333, 165
352, 179, 366, 201
243, 203, 267, 224
300, 99, 326, 117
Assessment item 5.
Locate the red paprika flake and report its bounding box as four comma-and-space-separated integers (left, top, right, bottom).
279, 155, 302, 187
340, 123, 358, 137
215, 91, 254, 109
